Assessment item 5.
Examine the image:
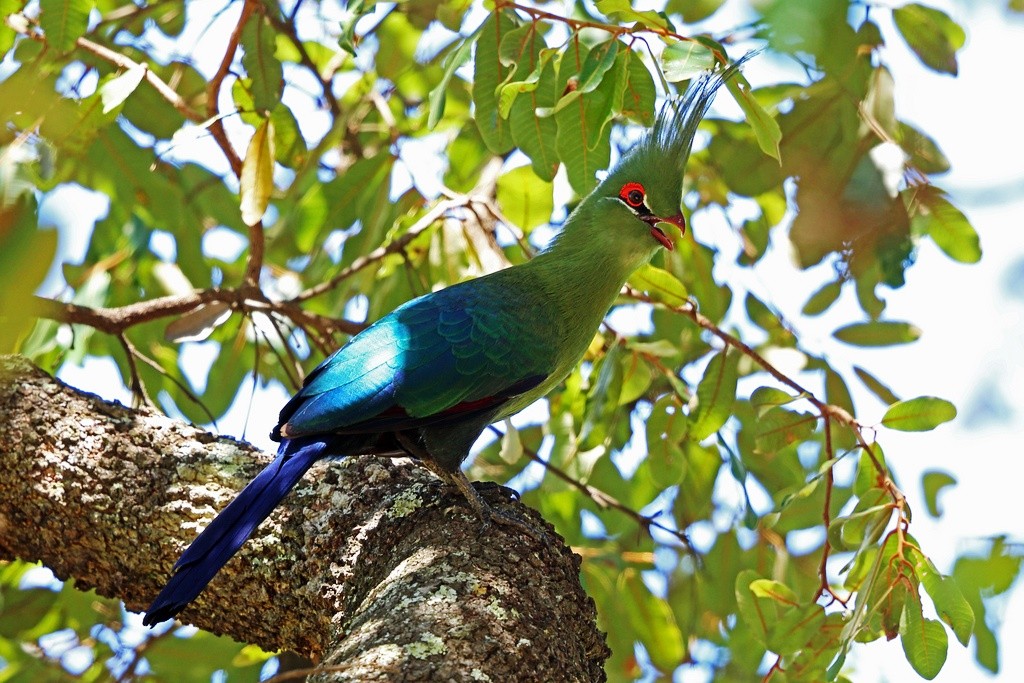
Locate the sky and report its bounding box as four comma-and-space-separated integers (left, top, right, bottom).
30, 1, 1024, 681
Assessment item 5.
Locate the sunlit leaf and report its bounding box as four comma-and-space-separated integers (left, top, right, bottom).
900, 593, 949, 679
899, 121, 950, 174
100, 62, 147, 114
893, 3, 965, 75
726, 76, 782, 161
39, 0, 89, 52
629, 264, 688, 307
913, 552, 975, 647
428, 37, 475, 129
833, 321, 920, 347
241, 12, 283, 112
881, 396, 956, 432
921, 470, 957, 518
496, 165, 553, 230
909, 186, 981, 264
802, 280, 842, 316
239, 118, 275, 226
596, 0, 671, 30
749, 386, 796, 413
661, 40, 716, 82
691, 349, 739, 440
853, 365, 901, 406
473, 10, 518, 154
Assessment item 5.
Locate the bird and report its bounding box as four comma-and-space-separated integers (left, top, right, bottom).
143, 57, 749, 626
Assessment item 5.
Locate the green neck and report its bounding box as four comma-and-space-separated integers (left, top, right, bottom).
527, 198, 659, 354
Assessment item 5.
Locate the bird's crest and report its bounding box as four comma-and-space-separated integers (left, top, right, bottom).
628, 52, 757, 173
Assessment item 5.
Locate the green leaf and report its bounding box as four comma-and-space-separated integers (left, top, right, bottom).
239, 118, 275, 226
497, 22, 538, 67
241, 13, 283, 112
726, 76, 782, 161
615, 49, 656, 126
833, 321, 920, 347
618, 352, 653, 405
99, 62, 147, 114
893, 3, 965, 75
596, 0, 671, 30
881, 396, 956, 432
802, 280, 842, 316
620, 571, 687, 671
645, 395, 687, 487
668, 0, 726, 23
827, 487, 891, 551
755, 407, 816, 454
749, 578, 798, 605
914, 554, 975, 647
0, 196, 57, 354
750, 386, 796, 413
0, 0, 21, 55
496, 165, 553, 230
734, 569, 772, 647
661, 40, 716, 82
509, 48, 559, 181
428, 37, 474, 129
691, 349, 739, 440
900, 594, 949, 679
473, 10, 518, 154
853, 444, 887, 497
853, 365, 901, 405
499, 422, 523, 464
554, 40, 614, 194
899, 121, 950, 174
629, 263, 687, 307
921, 470, 956, 518
910, 186, 981, 263
497, 48, 554, 118
549, 38, 619, 115
270, 103, 308, 168
39, 0, 91, 52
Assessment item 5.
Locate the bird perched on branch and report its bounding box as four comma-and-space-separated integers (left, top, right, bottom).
143, 57, 749, 626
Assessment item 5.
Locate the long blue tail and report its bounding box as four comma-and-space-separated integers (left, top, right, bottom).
143, 438, 328, 626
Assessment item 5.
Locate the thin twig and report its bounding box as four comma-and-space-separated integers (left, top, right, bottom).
4, 14, 202, 122
265, 7, 341, 117
290, 198, 459, 303
116, 333, 151, 408
487, 426, 695, 552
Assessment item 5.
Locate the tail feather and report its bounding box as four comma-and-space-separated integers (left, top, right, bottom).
143, 438, 328, 626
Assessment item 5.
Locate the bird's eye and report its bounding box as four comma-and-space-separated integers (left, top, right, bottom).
619, 182, 646, 209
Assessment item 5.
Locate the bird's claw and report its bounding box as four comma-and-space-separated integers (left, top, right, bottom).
474, 480, 522, 502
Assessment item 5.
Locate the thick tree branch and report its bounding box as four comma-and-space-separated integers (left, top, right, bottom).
0, 357, 608, 679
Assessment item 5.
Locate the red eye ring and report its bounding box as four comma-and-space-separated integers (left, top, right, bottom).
619, 182, 646, 208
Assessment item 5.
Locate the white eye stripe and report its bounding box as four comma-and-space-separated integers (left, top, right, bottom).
617, 195, 653, 215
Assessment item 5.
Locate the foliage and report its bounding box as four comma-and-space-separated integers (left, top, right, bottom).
0, 0, 1018, 681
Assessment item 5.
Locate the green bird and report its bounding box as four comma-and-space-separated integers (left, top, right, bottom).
143, 59, 746, 626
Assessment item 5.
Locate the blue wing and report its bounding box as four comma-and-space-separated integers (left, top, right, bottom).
276, 276, 558, 439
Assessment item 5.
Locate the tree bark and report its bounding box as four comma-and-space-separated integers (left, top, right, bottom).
0, 356, 609, 681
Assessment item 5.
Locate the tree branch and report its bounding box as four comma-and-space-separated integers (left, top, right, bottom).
0, 356, 609, 678
32, 288, 363, 340
4, 14, 202, 123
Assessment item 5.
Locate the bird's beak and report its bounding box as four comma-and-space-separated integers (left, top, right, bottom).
645, 214, 686, 251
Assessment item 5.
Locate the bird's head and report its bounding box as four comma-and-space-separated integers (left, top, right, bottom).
590, 58, 748, 255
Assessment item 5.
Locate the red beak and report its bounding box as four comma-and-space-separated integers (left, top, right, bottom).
645, 213, 686, 251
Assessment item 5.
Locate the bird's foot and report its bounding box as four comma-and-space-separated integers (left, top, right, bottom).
447, 470, 543, 542
473, 480, 522, 502
393, 433, 545, 542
